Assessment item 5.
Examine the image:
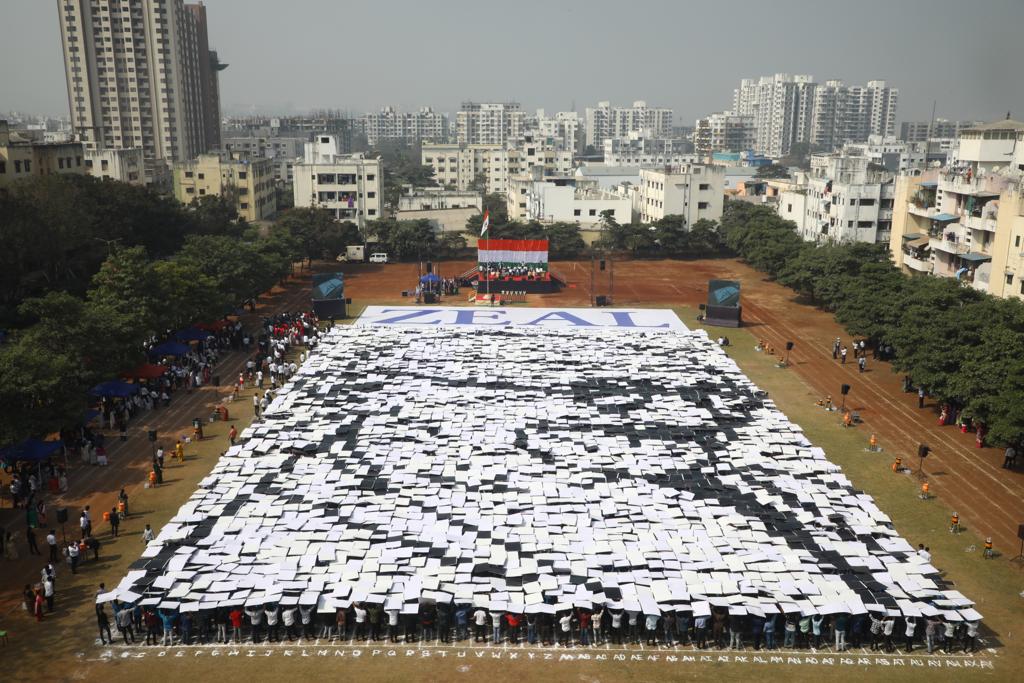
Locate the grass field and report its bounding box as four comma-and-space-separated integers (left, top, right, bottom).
4, 292, 1019, 683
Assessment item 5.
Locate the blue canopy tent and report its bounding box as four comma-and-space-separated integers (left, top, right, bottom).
173, 327, 213, 342
148, 341, 190, 357
420, 273, 441, 284
0, 438, 63, 464
90, 380, 140, 399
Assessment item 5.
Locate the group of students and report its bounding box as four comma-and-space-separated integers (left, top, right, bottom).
97, 599, 980, 654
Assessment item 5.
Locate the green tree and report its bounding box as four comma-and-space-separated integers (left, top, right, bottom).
755, 164, 791, 179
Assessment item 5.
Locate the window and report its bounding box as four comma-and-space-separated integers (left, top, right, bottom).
0, 161, 6, 173
860, 198, 876, 206
1006, 274, 1013, 285
368, 209, 376, 216
573, 209, 581, 216
197, 173, 204, 179
787, 203, 792, 212
858, 221, 873, 228
1016, 236, 1021, 248
240, 203, 249, 209
76, 156, 82, 166
699, 183, 710, 190
366, 174, 375, 181
519, 203, 526, 208
238, 171, 247, 180
101, 160, 109, 170
185, 187, 194, 194
847, 220, 854, 227
698, 202, 709, 210
367, 191, 375, 198
59, 158, 65, 169
849, 198, 855, 205
185, 170, 193, 178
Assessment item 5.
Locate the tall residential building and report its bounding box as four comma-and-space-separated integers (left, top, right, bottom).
361, 106, 448, 147
733, 74, 898, 157
57, 0, 224, 166
733, 74, 817, 158
809, 80, 898, 151
636, 164, 725, 225
456, 102, 525, 145
889, 119, 1024, 299
173, 152, 277, 222
899, 119, 982, 143
584, 101, 674, 148
293, 135, 382, 228
222, 130, 307, 185
693, 111, 756, 155
603, 131, 696, 167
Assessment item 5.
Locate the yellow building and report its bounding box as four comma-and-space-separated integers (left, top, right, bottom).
0, 120, 87, 188
173, 153, 277, 222
889, 120, 1024, 300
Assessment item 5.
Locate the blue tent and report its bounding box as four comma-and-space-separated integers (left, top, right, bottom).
90, 380, 140, 399
0, 438, 63, 463
420, 273, 441, 284
173, 327, 213, 342
148, 341, 190, 357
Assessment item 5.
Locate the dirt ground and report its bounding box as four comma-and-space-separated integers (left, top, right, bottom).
1, 257, 1020, 682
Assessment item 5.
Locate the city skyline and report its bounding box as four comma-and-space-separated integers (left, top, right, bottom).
4, 0, 1023, 124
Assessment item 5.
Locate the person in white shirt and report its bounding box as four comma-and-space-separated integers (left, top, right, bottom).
46, 530, 58, 562
142, 524, 155, 543
473, 608, 487, 642
387, 608, 400, 642
559, 613, 572, 646
282, 606, 298, 641
964, 620, 979, 652
353, 603, 367, 640
265, 605, 280, 642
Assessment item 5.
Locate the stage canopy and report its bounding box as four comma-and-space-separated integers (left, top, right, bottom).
90, 380, 140, 399
478, 239, 548, 266
148, 341, 190, 357
1, 438, 63, 463
420, 273, 441, 284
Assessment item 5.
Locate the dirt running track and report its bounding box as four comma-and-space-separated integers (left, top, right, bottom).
342, 257, 1024, 555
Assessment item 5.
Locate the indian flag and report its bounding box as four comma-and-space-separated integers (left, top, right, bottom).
480, 209, 490, 237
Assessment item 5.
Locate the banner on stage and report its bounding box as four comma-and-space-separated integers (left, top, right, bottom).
356, 306, 687, 331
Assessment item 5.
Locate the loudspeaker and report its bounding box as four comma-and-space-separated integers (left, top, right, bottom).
1017, 524, 1024, 541
426, 261, 433, 273
595, 295, 609, 306
345, 298, 352, 305
56, 508, 68, 524
698, 303, 706, 311
841, 384, 851, 395
599, 259, 606, 271
148, 429, 157, 442
918, 444, 930, 458
786, 341, 794, 351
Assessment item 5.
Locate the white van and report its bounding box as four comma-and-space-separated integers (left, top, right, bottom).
369, 253, 389, 264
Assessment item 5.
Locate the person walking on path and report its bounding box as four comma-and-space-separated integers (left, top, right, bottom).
229, 425, 238, 446
858, 356, 866, 373
109, 507, 120, 537
840, 346, 848, 364
918, 386, 926, 409
43, 575, 55, 612
97, 602, 113, 644
46, 529, 58, 562
142, 524, 155, 543
832, 338, 840, 360
1003, 445, 1017, 469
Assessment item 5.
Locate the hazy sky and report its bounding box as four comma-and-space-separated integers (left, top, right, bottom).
4, 0, 1023, 124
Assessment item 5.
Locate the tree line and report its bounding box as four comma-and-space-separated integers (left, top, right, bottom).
717, 201, 1024, 447
0, 175, 355, 445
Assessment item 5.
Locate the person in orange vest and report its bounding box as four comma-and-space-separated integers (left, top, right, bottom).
919, 482, 929, 500
949, 512, 959, 534
842, 411, 853, 428
175, 440, 185, 463
229, 425, 238, 446
983, 537, 993, 559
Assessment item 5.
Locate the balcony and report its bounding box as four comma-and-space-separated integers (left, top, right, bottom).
928, 235, 969, 256
961, 213, 998, 233
902, 252, 933, 273
907, 202, 939, 219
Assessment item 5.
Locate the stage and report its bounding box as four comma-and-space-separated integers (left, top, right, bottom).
475, 277, 560, 294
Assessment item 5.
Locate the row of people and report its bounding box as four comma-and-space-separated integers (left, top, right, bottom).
97, 601, 980, 654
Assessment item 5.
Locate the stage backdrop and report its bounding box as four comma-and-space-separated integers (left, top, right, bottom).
478, 239, 548, 266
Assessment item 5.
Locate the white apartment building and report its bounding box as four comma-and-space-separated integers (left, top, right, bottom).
777, 154, 895, 244
84, 147, 145, 184
603, 131, 696, 166
57, 0, 223, 166
890, 119, 1024, 299
293, 135, 381, 228
733, 74, 899, 157
456, 102, 525, 145
507, 168, 631, 226
810, 80, 899, 151
584, 101, 673, 148
536, 110, 580, 153
900, 119, 981, 143
693, 111, 756, 156
361, 106, 448, 147
422, 134, 572, 195
841, 135, 928, 175
637, 165, 725, 224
